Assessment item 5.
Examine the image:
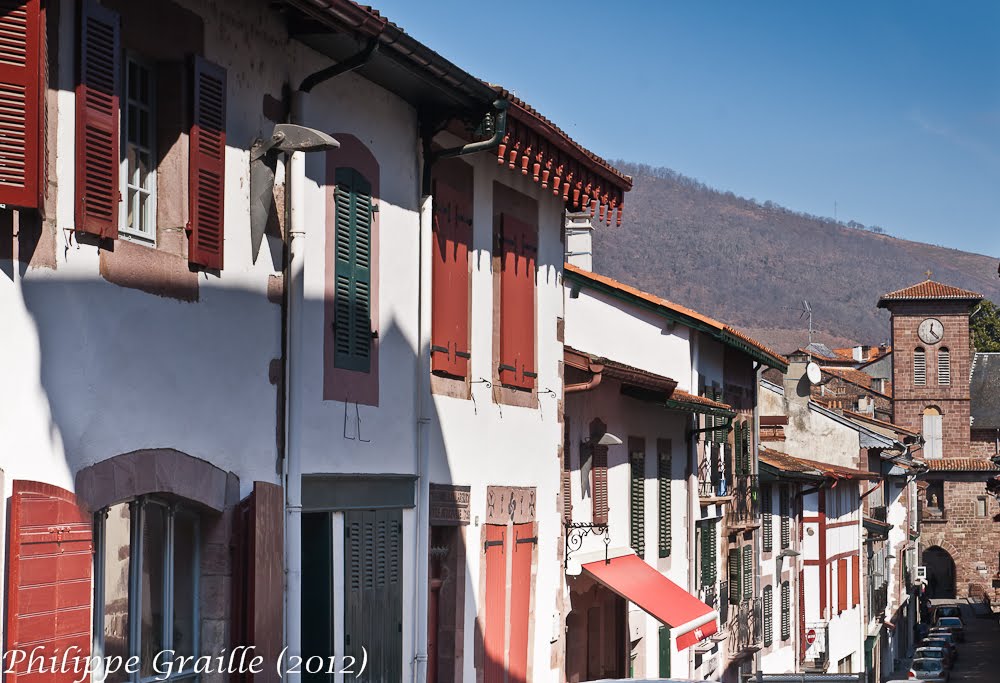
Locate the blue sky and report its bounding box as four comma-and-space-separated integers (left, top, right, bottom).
374, 1, 1000, 257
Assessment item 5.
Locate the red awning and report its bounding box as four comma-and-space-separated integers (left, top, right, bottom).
581, 554, 719, 650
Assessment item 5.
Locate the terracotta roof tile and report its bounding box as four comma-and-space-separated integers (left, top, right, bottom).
878, 280, 984, 306
759, 447, 879, 480
564, 264, 788, 369
668, 388, 732, 412
924, 458, 1000, 472
842, 410, 918, 437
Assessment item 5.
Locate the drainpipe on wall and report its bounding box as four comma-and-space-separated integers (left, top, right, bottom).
688, 333, 701, 678
413, 99, 508, 683
752, 362, 763, 675
283, 89, 307, 683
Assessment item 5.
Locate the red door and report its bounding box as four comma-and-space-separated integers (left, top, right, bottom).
483, 525, 507, 683
508, 523, 534, 683
6, 481, 93, 683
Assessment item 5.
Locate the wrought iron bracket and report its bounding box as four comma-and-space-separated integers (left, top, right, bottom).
565, 521, 610, 568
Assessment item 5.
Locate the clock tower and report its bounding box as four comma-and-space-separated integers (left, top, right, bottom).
878, 279, 1000, 602
878, 280, 982, 455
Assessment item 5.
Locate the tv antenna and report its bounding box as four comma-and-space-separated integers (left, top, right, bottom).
783, 300, 814, 346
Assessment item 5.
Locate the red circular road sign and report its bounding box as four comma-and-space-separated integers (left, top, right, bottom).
806, 629, 817, 645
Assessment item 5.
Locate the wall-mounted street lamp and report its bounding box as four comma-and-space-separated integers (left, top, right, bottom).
776, 548, 801, 577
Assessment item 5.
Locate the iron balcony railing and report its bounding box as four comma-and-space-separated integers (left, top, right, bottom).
730, 597, 762, 653
869, 582, 889, 620
728, 474, 759, 526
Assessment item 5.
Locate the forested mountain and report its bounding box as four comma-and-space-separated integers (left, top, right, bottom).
593, 163, 1000, 352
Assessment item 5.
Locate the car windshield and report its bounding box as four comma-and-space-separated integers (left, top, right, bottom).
923, 639, 948, 649
913, 659, 943, 672
916, 649, 944, 659
940, 617, 961, 626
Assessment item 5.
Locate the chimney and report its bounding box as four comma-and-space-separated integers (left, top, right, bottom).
853, 345, 864, 362
783, 352, 813, 417
564, 211, 594, 271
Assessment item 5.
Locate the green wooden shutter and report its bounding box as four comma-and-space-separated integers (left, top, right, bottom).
780, 486, 790, 549
701, 522, 717, 587
658, 625, 671, 677
728, 548, 741, 603
733, 422, 743, 475
333, 167, 373, 372
762, 485, 773, 552
763, 585, 773, 646
713, 386, 725, 442
742, 545, 753, 601
744, 422, 752, 474
630, 453, 645, 557
658, 447, 671, 558
780, 581, 790, 641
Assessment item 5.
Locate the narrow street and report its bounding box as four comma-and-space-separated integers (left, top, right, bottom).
886, 602, 1000, 683
949, 604, 1000, 683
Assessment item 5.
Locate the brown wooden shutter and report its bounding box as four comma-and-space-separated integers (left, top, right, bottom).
508, 523, 534, 683
498, 213, 536, 390
75, 0, 119, 238
6, 481, 93, 682
431, 181, 472, 378
837, 558, 848, 612
188, 56, 226, 269
483, 525, 507, 683
231, 482, 284, 683
852, 555, 860, 607
0, 0, 43, 208
592, 444, 608, 524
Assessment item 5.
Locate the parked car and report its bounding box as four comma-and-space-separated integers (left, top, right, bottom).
914, 646, 952, 669
936, 616, 965, 642
932, 604, 962, 623
922, 635, 958, 661
908, 657, 950, 682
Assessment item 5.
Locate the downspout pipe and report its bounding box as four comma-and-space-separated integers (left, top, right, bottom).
284, 45, 377, 683
284, 90, 307, 683
565, 363, 604, 393
413, 96, 507, 683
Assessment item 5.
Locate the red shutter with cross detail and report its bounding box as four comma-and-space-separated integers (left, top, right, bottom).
483, 525, 507, 683
188, 56, 226, 269
431, 181, 472, 378
498, 213, 536, 390
852, 555, 860, 607
508, 523, 534, 683
74, 0, 119, 238
5, 481, 93, 683
837, 558, 848, 613
0, 0, 43, 208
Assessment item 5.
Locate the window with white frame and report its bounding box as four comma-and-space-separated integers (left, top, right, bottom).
120, 55, 156, 244
94, 498, 199, 683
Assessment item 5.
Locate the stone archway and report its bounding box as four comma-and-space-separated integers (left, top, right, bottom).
922, 546, 956, 599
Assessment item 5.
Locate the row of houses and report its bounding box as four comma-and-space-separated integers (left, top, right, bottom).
0, 1, 937, 682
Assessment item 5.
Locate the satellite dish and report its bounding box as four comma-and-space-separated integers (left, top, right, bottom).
806, 362, 822, 385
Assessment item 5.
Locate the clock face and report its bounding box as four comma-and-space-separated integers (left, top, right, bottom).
918, 318, 944, 344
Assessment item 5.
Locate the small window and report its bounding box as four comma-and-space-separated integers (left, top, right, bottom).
94, 498, 199, 682
923, 406, 943, 458
120, 55, 157, 244
937, 348, 951, 385
976, 496, 988, 518
913, 348, 926, 386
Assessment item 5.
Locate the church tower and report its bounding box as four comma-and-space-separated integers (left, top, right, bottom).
878, 280, 1000, 602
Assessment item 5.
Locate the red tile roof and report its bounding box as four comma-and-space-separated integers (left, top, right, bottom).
668, 388, 732, 412
842, 410, 918, 437
564, 264, 789, 369
759, 447, 879, 480
924, 458, 1000, 472
878, 280, 984, 306
564, 346, 679, 395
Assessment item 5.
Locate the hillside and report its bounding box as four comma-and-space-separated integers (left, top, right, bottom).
593, 163, 1000, 352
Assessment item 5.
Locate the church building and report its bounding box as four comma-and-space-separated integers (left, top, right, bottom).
878, 280, 1000, 602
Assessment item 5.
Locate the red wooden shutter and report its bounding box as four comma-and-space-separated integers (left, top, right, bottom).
431, 181, 471, 378
837, 558, 848, 613
592, 444, 609, 525
74, 0, 119, 238
0, 0, 42, 208
231, 482, 284, 683
508, 523, 534, 683
188, 56, 226, 269
798, 570, 806, 658
498, 213, 536, 390
852, 555, 860, 607
6, 481, 93, 683
483, 525, 507, 683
